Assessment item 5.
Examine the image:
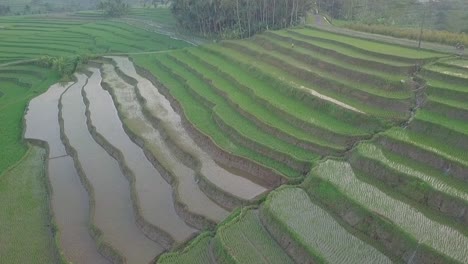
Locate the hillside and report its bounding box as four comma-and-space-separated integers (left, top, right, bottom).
1, 7, 467, 264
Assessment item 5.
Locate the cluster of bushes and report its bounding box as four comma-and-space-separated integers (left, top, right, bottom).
98, 0, 130, 17
344, 23, 468, 47
36, 55, 93, 80
0, 4, 10, 15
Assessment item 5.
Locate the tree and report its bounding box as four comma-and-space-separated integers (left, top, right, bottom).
23, 4, 31, 14
0, 5, 10, 16
99, 0, 129, 17
171, 0, 313, 38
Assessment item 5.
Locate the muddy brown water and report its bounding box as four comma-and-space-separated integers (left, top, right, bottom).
110, 56, 268, 200
101, 62, 229, 223
61, 72, 162, 263
83, 68, 197, 242
24, 80, 108, 264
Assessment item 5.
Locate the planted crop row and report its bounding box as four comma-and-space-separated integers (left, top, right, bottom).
157, 232, 213, 264
303, 170, 456, 264
267, 30, 414, 73
426, 83, 468, 103
216, 41, 406, 120
350, 142, 468, 228
255, 33, 404, 87
299, 27, 443, 61
261, 186, 392, 264
422, 67, 468, 87
380, 129, 468, 183
410, 111, 468, 150
249, 35, 414, 115
170, 52, 320, 162
212, 207, 294, 264
187, 48, 351, 153
309, 160, 468, 263
205, 44, 381, 136
133, 54, 295, 184
287, 29, 413, 66
151, 54, 302, 179
425, 97, 468, 122
164, 56, 306, 177
0, 17, 189, 64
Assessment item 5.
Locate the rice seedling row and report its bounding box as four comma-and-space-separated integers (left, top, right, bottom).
186, 48, 352, 152
299, 27, 444, 60
211, 43, 404, 120
212, 207, 294, 264
261, 186, 392, 264
310, 160, 468, 263
267, 30, 413, 72
157, 232, 213, 264
152, 54, 301, 178
256, 33, 405, 86
133, 54, 298, 180
208, 44, 378, 135
169, 52, 316, 173
171, 51, 322, 161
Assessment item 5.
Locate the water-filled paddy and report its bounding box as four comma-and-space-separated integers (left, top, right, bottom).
61, 71, 162, 263
112, 56, 269, 200
24, 80, 108, 264
101, 62, 229, 223
83, 67, 196, 242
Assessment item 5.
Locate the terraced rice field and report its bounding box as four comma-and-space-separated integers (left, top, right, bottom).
2, 8, 468, 264
146, 28, 467, 263
0, 14, 188, 62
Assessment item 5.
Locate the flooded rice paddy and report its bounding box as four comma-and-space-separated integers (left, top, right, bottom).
111, 56, 268, 200
100, 62, 229, 223
23, 57, 270, 263
83, 67, 196, 242
61, 71, 162, 263
24, 80, 108, 264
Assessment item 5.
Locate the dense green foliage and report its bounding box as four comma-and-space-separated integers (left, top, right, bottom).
171, 0, 313, 38
98, 0, 130, 17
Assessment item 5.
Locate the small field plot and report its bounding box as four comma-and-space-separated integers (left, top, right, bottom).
212, 207, 294, 264
0, 146, 56, 264
0, 14, 190, 62
133, 54, 303, 181
157, 232, 213, 264
262, 186, 391, 263
296, 27, 444, 60
127, 8, 177, 26
309, 160, 468, 263
0, 65, 59, 173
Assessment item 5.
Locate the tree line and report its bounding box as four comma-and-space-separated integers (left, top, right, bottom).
171, 0, 314, 38
98, 0, 130, 17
